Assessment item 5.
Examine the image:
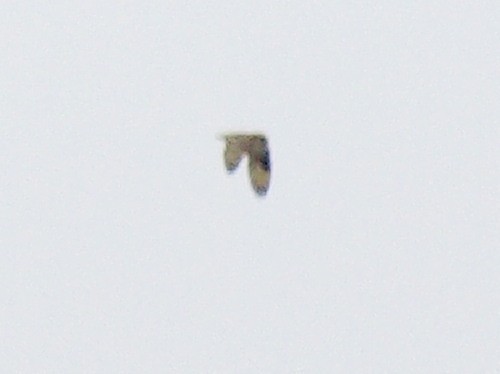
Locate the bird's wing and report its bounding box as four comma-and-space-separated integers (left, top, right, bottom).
248, 145, 271, 196
223, 137, 245, 172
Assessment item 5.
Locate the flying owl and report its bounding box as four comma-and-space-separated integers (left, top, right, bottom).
219, 133, 271, 196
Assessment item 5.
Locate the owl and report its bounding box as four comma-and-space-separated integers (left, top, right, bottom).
219, 133, 271, 196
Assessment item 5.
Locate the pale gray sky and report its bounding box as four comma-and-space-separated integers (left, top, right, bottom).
1, 1, 499, 372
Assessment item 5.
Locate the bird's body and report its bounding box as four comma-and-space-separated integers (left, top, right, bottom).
219, 133, 271, 196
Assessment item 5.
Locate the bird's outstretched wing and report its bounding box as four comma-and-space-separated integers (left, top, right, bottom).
223, 136, 245, 172
248, 137, 271, 196
249, 160, 270, 196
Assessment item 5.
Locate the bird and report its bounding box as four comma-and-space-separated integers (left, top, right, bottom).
219, 133, 271, 196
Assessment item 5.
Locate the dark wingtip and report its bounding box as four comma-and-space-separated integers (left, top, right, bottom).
253, 187, 268, 197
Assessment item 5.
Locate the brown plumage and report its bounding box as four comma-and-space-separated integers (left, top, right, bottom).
219, 133, 271, 196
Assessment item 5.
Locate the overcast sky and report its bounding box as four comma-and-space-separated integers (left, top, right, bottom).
1, 1, 499, 372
